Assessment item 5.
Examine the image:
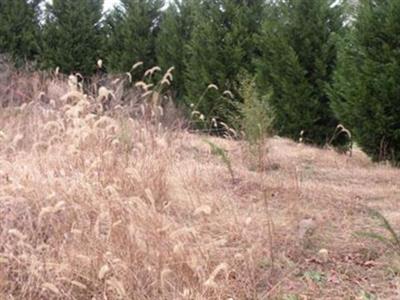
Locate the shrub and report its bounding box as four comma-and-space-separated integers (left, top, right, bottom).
330, 1, 400, 163
0, 0, 42, 65
105, 0, 164, 74
42, 0, 104, 76
257, 0, 345, 146
236, 75, 273, 146
226, 74, 273, 171
184, 0, 265, 126
156, 0, 195, 99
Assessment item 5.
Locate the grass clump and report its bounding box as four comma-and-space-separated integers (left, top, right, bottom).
204, 139, 235, 182
357, 208, 400, 256
232, 75, 274, 171
237, 75, 273, 146
1, 67, 400, 299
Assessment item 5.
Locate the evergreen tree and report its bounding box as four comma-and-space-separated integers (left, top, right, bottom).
42, 0, 104, 75
184, 0, 266, 124
156, 0, 195, 98
330, 0, 400, 162
105, 0, 164, 73
257, 0, 345, 145
0, 0, 42, 65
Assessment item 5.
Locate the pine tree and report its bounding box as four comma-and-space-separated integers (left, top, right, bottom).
184, 0, 266, 124
42, 0, 104, 75
330, 0, 400, 162
105, 0, 164, 73
257, 0, 345, 145
156, 0, 195, 99
0, 0, 42, 65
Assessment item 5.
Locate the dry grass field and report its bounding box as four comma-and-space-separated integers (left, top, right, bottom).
0, 71, 400, 299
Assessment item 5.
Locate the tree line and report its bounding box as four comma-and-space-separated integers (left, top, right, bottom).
1, 0, 400, 164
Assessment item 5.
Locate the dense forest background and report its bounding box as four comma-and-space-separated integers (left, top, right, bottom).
0, 0, 399, 164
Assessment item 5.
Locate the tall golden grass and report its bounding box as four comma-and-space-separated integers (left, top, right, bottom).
0, 68, 280, 299
1, 65, 400, 299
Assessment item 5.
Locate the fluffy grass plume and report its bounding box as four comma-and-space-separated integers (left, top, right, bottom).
0, 68, 400, 299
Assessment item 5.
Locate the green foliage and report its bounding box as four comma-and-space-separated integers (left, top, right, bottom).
357, 208, 400, 256
204, 139, 234, 181
0, 0, 42, 65
359, 291, 378, 300
230, 75, 274, 172
257, 0, 345, 145
6, 0, 400, 165
156, 0, 195, 99
184, 0, 265, 125
236, 75, 273, 145
303, 270, 325, 284
188, 84, 234, 134
42, 0, 104, 75
330, 0, 400, 163
105, 0, 164, 74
